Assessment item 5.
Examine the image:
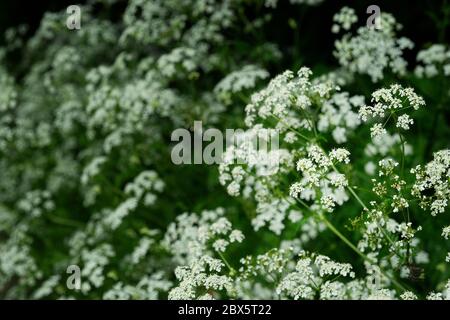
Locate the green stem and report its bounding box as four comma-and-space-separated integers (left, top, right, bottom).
271, 114, 312, 142
218, 251, 236, 275
347, 184, 406, 261
397, 129, 406, 178
347, 185, 368, 210
46, 213, 83, 228
320, 214, 407, 291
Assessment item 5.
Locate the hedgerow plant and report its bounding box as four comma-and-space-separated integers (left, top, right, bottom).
0, 0, 449, 300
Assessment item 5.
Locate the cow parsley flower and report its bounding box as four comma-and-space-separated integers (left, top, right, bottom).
427, 292, 443, 300
396, 114, 414, 130
400, 291, 418, 300
332, 7, 358, 33
329, 148, 351, 164
334, 11, 414, 82
411, 150, 450, 215
442, 226, 450, 240
361, 84, 425, 139
320, 195, 336, 212
163, 208, 244, 265
79, 244, 115, 293
415, 44, 450, 78
213, 239, 229, 253
215, 65, 269, 98
169, 256, 233, 300
317, 92, 363, 143
17, 190, 54, 218
276, 252, 354, 299
32, 275, 61, 299
253, 199, 295, 234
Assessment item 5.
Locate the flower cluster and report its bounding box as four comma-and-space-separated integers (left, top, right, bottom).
359, 84, 425, 138
411, 150, 450, 216
276, 251, 355, 300
317, 92, 363, 143
1, 0, 450, 301
332, 7, 358, 34
333, 10, 414, 82
214, 65, 269, 101
415, 44, 450, 78
164, 208, 244, 299
290, 145, 351, 213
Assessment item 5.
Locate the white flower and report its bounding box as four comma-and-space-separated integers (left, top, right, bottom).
227, 181, 241, 196
104, 198, 138, 230
431, 199, 447, 216
396, 114, 413, 130
370, 123, 387, 139
415, 44, 450, 78
321, 195, 336, 212
328, 172, 348, 188
442, 226, 450, 240
213, 239, 229, 252
427, 292, 443, 300
361, 84, 425, 138
130, 237, 154, 264
215, 65, 269, 96
411, 150, 450, 216
329, 148, 351, 164
230, 230, 245, 243
334, 12, 413, 82
400, 291, 418, 300
391, 195, 409, 213
332, 7, 357, 33
253, 199, 292, 235
276, 253, 354, 300
365, 161, 376, 175
289, 182, 305, 198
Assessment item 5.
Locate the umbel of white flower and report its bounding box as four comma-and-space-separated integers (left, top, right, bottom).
333, 8, 414, 82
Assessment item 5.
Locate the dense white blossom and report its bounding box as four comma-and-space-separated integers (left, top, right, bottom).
334, 11, 413, 82
415, 44, 450, 78
332, 7, 358, 34
411, 150, 450, 215
1, 0, 449, 301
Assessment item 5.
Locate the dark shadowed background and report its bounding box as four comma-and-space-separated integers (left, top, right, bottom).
1, 0, 448, 70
